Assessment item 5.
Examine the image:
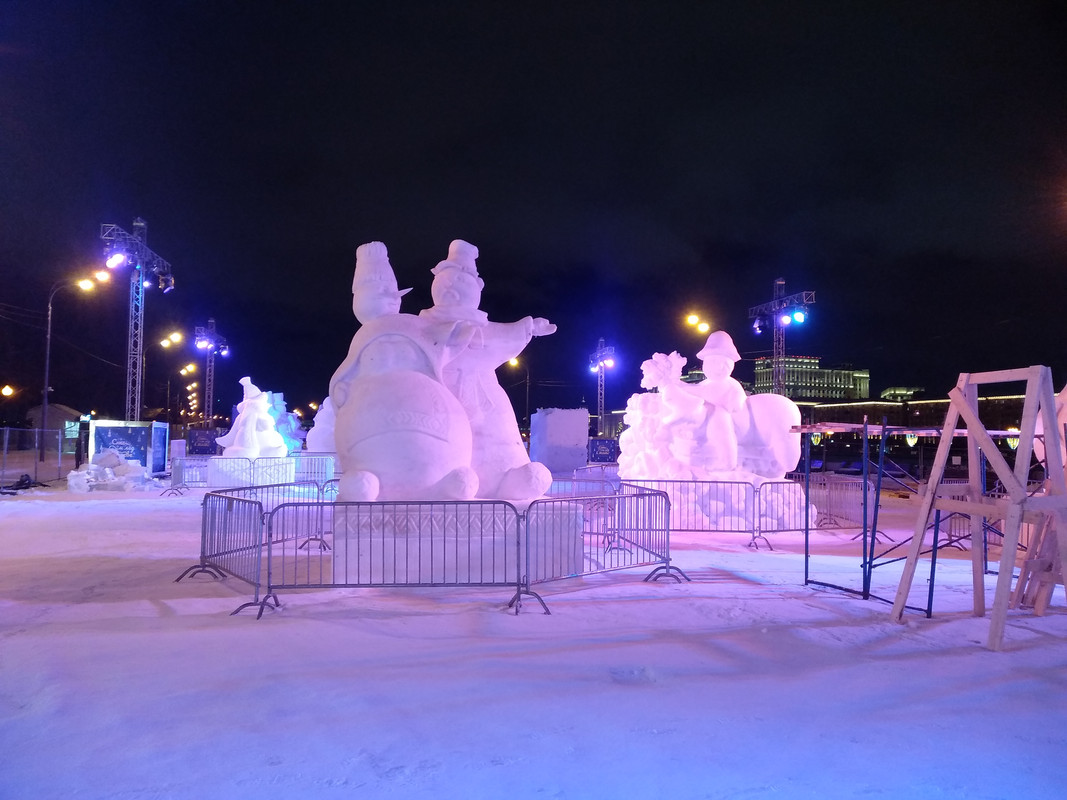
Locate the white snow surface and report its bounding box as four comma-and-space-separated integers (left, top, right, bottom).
2, 487, 1066, 799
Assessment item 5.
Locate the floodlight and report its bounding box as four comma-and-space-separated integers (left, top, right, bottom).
752, 318, 763, 334
792, 310, 806, 323
106, 252, 127, 269
779, 313, 792, 325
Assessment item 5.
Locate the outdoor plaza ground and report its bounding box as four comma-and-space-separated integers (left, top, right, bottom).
1, 483, 1065, 799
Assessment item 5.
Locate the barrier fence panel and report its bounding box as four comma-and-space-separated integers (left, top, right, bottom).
806, 474, 872, 530
327, 501, 521, 589
176, 492, 266, 597
292, 453, 336, 485
525, 484, 683, 599
753, 479, 816, 548
170, 456, 212, 488
1, 428, 70, 485
620, 478, 757, 540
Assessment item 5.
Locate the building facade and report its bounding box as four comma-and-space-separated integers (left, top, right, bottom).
752, 355, 870, 400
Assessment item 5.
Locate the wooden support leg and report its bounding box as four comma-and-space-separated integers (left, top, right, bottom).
988, 502, 1023, 651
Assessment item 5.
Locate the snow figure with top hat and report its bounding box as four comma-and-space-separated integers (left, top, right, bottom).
329, 241, 479, 502
215, 377, 288, 459
419, 239, 555, 502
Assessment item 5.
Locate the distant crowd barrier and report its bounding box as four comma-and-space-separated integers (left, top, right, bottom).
1, 427, 74, 486
571, 470, 871, 549
177, 478, 685, 617
169, 453, 336, 492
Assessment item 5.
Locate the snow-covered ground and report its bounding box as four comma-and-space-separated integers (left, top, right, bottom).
1, 486, 1065, 799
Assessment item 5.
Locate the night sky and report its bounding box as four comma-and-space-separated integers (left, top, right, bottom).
2, 1, 1066, 424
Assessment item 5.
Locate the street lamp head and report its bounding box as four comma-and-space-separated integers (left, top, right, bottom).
1, 385, 13, 397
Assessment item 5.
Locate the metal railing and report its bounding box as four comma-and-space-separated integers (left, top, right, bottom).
617, 477, 818, 549
169, 454, 336, 491
1, 427, 74, 486
178, 480, 684, 617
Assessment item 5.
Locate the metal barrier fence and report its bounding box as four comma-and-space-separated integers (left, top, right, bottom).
179, 480, 683, 617
170, 454, 336, 490
524, 482, 677, 595
175, 482, 326, 609
805, 474, 873, 530
618, 477, 818, 549
1, 427, 73, 486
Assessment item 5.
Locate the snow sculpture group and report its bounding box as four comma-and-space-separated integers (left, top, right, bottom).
617, 331, 808, 532
226, 236, 804, 526
318, 239, 555, 504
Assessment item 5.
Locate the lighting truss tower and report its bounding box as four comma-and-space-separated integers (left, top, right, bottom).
100, 218, 175, 421
747, 278, 816, 395
589, 337, 615, 437
194, 318, 228, 428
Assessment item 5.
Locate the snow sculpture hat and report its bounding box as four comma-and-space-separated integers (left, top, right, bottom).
431, 239, 484, 288
239, 376, 265, 400
352, 241, 412, 296
697, 331, 741, 363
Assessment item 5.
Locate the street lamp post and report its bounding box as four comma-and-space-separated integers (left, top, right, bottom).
507, 358, 531, 429
143, 331, 183, 422
41, 278, 100, 462
588, 338, 615, 437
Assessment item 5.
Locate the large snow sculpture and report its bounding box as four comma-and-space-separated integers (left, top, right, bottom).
215, 377, 288, 459
419, 239, 555, 502
329, 242, 479, 502
618, 331, 805, 532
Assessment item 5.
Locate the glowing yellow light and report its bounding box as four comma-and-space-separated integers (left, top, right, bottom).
76, 279, 95, 291
1, 385, 14, 397
508, 358, 520, 367
94, 270, 110, 283
1006, 426, 1020, 451
309, 401, 319, 411
686, 314, 699, 326
905, 433, 918, 447
697, 321, 710, 333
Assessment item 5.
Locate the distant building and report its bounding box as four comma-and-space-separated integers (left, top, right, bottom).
880, 386, 925, 401
752, 355, 869, 400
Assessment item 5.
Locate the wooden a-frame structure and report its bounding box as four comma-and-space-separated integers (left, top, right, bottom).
890, 366, 1067, 650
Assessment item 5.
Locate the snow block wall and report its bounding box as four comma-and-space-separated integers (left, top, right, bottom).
530, 408, 590, 473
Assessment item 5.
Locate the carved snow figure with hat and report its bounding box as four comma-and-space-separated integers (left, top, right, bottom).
329, 241, 479, 502
216, 377, 288, 460
419, 239, 555, 502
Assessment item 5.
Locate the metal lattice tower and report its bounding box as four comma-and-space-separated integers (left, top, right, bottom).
100, 218, 174, 421
194, 319, 228, 428
747, 278, 816, 396
589, 337, 615, 437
